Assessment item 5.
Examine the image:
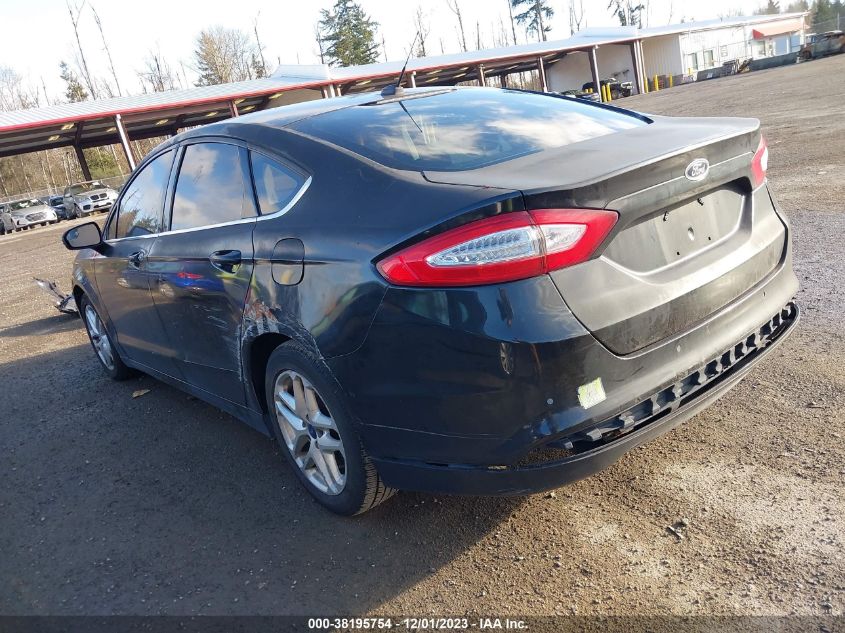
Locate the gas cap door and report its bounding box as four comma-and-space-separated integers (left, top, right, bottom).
271, 238, 305, 286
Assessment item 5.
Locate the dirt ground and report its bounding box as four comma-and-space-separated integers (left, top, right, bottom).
1, 55, 843, 621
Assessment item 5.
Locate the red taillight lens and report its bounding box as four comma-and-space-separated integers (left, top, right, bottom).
376, 209, 618, 287
751, 135, 768, 188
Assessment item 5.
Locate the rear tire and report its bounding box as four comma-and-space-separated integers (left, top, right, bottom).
264, 341, 395, 515
79, 295, 135, 381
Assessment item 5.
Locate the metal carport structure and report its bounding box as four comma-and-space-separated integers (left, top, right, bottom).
0, 32, 649, 181
0, 12, 806, 181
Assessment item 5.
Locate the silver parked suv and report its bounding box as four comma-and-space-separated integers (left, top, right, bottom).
63, 181, 119, 218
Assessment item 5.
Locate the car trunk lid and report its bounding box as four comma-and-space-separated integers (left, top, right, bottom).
425, 115, 788, 355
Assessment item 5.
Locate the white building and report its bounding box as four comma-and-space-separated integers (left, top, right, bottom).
546, 14, 807, 93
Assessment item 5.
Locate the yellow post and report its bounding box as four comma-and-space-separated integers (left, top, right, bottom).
600, 84, 607, 102
606, 83, 612, 102
669, 74, 674, 88
653, 74, 659, 91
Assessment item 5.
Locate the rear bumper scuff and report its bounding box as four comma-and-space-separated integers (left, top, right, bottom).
372, 301, 799, 495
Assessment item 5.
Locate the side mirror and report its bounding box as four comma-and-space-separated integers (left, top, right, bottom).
63, 222, 103, 251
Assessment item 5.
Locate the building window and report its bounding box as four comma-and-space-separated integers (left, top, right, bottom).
720, 45, 728, 57
703, 49, 715, 67
684, 53, 699, 72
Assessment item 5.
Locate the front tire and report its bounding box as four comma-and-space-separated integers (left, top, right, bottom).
79, 296, 135, 380
264, 341, 395, 515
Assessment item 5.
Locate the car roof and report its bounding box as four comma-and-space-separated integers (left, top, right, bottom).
176, 87, 455, 142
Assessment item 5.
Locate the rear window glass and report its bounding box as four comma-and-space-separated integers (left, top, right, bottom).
250, 153, 305, 215
291, 88, 647, 171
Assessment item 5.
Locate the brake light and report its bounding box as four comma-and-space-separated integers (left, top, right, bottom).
751, 135, 768, 188
377, 209, 618, 287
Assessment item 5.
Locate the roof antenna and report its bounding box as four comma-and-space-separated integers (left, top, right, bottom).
381, 31, 418, 98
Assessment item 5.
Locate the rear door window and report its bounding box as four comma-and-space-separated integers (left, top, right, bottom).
113, 149, 173, 239
170, 143, 254, 231
250, 152, 306, 215
290, 88, 647, 172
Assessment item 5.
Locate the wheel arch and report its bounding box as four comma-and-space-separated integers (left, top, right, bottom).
245, 332, 292, 415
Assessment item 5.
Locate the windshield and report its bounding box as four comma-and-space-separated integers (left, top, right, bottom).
8, 199, 42, 211
291, 88, 647, 172
68, 181, 105, 194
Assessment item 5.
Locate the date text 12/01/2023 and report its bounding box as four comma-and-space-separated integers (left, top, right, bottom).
307, 617, 528, 630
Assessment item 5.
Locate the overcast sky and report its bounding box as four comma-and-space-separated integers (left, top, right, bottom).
5, 0, 767, 104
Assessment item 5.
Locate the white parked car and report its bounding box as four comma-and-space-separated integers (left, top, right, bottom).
2, 198, 59, 231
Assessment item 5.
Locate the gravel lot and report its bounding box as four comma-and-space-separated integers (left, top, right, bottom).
1, 56, 843, 620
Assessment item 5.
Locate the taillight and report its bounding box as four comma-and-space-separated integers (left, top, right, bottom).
751, 135, 768, 188
376, 209, 618, 287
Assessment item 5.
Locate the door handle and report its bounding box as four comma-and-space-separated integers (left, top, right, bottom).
209, 249, 242, 272
128, 250, 146, 267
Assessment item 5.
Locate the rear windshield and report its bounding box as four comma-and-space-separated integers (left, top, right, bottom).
291, 88, 647, 171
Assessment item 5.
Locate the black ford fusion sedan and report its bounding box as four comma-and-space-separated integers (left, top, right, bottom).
63, 87, 798, 515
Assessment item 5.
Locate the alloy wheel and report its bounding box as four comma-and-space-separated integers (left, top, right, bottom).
273, 370, 347, 495
84, 304, 115, 371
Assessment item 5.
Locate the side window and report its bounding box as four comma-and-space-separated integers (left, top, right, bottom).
170, 143, 253, 231
114, 150, 173, 239
250, 152, 305, 215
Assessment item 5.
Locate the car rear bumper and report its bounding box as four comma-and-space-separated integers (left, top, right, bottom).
371, 302, 798, 495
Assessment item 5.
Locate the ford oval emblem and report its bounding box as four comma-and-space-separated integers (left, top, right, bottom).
685, 158, 710, 181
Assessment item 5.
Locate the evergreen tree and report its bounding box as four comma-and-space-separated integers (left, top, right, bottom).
510, 0, 554, 40
812, 0, 835, 28
250, 52, 268, 79
59, 61, 88, 103
318, 0, 380, 67
607, 0, 645, 27
784, 0, 809, 12
756, 0, 781, 14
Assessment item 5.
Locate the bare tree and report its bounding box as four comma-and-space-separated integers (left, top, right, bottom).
193, 26, 256, 85
91, 5, 122, 96
0, 66, 38, 111
446, 0, 468, 52
40, 77, 51, 106
494, 16, 511, 46
315, 23, 326, 64
253, 13, 269, 77
139, 49, 176, 93
413, 5, 430, 57
569, 0, 586, 34
66, 1, 98, 99
507, 0, 519, 45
